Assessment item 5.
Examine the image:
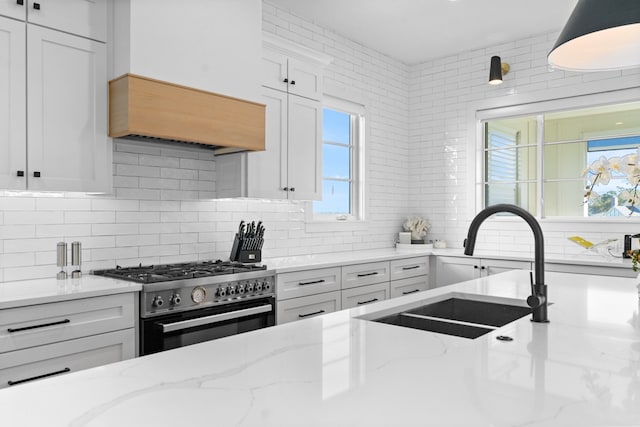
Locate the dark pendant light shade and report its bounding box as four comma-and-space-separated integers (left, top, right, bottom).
548, 0, 640, 71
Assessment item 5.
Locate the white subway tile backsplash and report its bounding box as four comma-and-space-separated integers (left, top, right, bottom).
1, 5, 633, 282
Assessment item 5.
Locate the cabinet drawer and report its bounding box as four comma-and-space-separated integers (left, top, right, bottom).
0, 293, 135, 353
27, 0, 108, 42
0, 328, 134, 389
390, 276, 429, 299
277, 267, 341, 300
276, 291, 341, 324
341, 282, 389, 310
341, 261, 390, 289
390, 257, 429, 280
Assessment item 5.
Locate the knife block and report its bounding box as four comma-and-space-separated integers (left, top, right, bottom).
229, 235, 262, 263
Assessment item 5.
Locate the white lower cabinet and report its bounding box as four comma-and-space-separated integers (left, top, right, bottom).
390, 276, 429, 299
276, 257, 431, 324
436, 256, 532, 287
341, 282, 390, 310
0, 329, 134, 388
277, 291, 341, 324
0, 293, 136, 389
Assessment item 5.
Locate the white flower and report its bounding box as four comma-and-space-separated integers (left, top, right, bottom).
588, 156, 611, 185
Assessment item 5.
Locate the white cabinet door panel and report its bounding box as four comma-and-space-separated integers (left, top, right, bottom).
276, 291, 341, 324
390, 257, 429, 281
277, 267, 341, 300
341, 282, 389, 310
435, 256, 478, 287
0, 17, 26, 189
390, 276, 429, 299
0, 0, 26, 20
246, 86, 287, 199
342, 261, 390, 289
287, 57, 322, 100
261, 50, 288, 92
0, 329, 134, 389
27, 0, 107, 42
27, 25, 109, 192
287, 94, 321, 200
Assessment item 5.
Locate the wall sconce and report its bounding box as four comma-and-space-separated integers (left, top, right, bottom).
548, 0, 640, 71
488, 55, 510, 85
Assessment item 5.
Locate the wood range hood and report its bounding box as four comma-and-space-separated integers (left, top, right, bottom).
109, 74, 265, 154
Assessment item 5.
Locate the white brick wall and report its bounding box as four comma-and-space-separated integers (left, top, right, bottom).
409, 30, 640, 258
2, 4, 638, 282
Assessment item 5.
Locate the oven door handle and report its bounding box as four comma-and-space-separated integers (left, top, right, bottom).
157, 304, 273, 333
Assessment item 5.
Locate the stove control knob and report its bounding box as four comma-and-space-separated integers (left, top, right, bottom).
170, 293, 182, 305
255, 282, 263, 292
216, 287, 226, 298
246, 282, 255, 293
236, 284, 245, 294
152, 295, 164, 308
262, 280, 271, 290
227, 286, 236, 296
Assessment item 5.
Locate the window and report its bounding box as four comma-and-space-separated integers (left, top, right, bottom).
313, 97, 364, 220
482, 100, 640, 217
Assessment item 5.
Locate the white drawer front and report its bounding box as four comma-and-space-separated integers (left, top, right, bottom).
0, 293, 135, 353
0, 328, 135, 389
390, 276, 429, 299
341, 282, 389, 310
341, 261, 390, 289
276, 291, 341, 324
277, 267, 341, 300
390, 257, 429, 280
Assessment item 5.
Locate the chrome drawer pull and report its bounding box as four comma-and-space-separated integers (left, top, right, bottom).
298, 309, 325, 318
402, 265, 420, 270
8, 318, 70, 333
8, 367, 70, 386
356, 272, 378, 277
402, 289, 420, 295
357, 298, 379, 305
158, 304, 272, 333
299, 279, 325, 286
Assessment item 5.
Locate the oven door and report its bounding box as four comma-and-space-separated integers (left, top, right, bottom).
141, 296, 275, 355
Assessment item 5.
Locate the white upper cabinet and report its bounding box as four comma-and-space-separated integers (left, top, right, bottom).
113, 0, 262, 102
262, 50, 322, 101
0, 1, 109, 192
0, 17, 26, 189
0, 0, 106, 41
27, 25, 108, 192
0, 0, 26, 20
215, 34, 330, 200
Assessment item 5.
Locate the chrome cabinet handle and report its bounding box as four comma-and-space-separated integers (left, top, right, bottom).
8, 368, 70, 386
8, 318, 70, 333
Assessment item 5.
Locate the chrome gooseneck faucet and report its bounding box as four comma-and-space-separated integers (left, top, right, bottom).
463, 203, 549, 323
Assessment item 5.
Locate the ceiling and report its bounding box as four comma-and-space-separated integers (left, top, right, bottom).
266, 0, 579, 65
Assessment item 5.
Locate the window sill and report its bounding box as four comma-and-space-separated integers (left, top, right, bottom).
304, 219, 369, 233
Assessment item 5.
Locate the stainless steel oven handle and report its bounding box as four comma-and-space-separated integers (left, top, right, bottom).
158, 304, 273, 333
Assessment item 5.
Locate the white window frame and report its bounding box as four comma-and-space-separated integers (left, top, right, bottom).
310, 95, 366, 222
474, 87, 640, 222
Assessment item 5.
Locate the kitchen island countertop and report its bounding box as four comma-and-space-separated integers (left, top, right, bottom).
1, 270, 639, 426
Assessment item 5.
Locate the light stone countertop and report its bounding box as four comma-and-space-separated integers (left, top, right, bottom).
1, 270, 639, 426
0, 276, 142, 309
263, 247, 636, 273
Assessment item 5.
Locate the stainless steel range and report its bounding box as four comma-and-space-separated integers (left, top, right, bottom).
94, 260, 276, 355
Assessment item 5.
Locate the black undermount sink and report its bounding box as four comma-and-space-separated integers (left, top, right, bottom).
369, 296, 532, 339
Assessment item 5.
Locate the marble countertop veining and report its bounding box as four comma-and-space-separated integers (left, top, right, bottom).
0, 276, 142, 309
1, 270, 639, 426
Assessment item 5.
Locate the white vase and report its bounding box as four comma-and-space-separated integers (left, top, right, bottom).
410, 231, 423, 241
